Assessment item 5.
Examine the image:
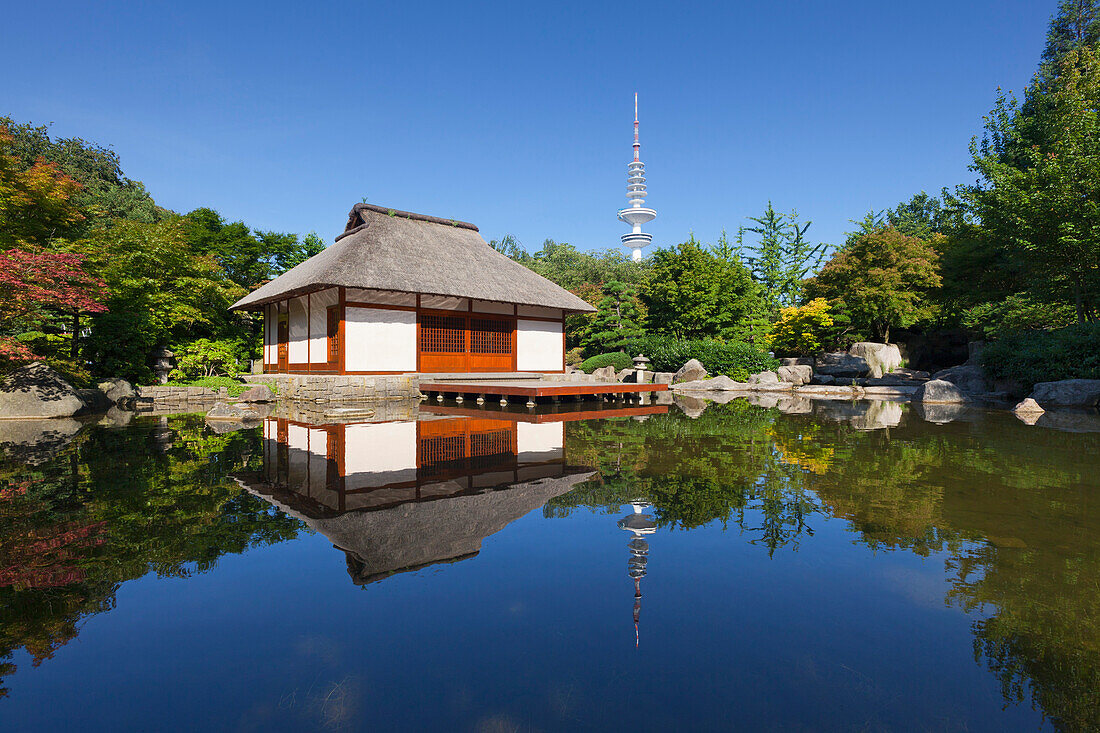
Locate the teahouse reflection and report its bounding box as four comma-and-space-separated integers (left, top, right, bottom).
241, 404, 666, 586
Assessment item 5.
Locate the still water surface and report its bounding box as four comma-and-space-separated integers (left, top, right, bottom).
1, 398, 1098, 731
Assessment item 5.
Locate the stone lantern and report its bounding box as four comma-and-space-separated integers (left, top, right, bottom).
151, 348, 175, 385
632, 354, 650, 384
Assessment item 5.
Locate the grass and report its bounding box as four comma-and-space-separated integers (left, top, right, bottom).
165, 375, 250, 397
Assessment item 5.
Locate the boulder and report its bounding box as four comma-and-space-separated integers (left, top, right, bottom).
779, 357, 815, 368
777, 365, 812, 386
673, 359, 709, 384
913, 379, 969, 404
816, 352, 870, 378
0, 362, 98, 419
932, 364, 989, 395
1029, 379, 1100, 409
205, 401, 265, 421
591, 365, 618, 382
97, 378, 136, 405
748, 371, 780, 385
1012, 398, 1045, 416
236, 384, 275, 403
653, 372, 675, 385
616, 368, 633, 383
673, 375, 747, 392
848, 342, 903, 378
810, 374, 836, 386
889, 368, 930, 381
75, 388, 112, 414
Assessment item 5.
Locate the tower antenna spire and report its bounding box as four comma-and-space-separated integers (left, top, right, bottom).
618, 93, 656, 262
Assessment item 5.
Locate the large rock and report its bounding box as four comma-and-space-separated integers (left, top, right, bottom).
0, 362, 98, 419
1029, 379, 1100, 409
97, 378, 136, 405
777, 365, 812, 386
673, 359, 708, 384
236, 384, 276, 403
1012, 397, 1044, 416
932, 364, 989, 395
816, 352, 870, 378
653, 372, 675, 385
748, 370, 780, 385
848, 342, 903, 379
673, 375, 747, 392
779, 357, 815, 368
591, 365, 618, 382
913, 379, 969, 404
205, 401, 265, 421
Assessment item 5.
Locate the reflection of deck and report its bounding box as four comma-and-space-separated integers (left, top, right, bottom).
421, 402, 668, 422
420, 379, 668, 401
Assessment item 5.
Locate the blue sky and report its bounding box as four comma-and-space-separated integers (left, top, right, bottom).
3, 1, 1051, 253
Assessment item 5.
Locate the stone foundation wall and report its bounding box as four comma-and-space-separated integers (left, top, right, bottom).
135, 385, 227, 411
242, 374, 421, 403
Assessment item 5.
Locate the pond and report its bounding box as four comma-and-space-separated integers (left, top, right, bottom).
1, 397, 1098, 731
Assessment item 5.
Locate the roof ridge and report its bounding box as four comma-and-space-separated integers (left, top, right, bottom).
345, 203, 479, 234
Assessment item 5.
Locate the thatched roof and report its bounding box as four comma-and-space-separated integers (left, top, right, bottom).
231, 203, 595, 313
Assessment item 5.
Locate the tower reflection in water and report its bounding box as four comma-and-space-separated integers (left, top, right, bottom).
618, 502, 656, 647
239, 409, 615, 586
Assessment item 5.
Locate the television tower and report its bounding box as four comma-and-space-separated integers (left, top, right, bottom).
617, 93, 657, 262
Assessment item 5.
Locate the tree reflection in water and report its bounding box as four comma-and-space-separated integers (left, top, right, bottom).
0, 416, 302, 698
549, 401, 1100, 732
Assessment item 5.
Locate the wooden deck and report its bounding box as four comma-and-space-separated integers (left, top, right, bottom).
419, 378, 668, 403
420, 402, 669, 422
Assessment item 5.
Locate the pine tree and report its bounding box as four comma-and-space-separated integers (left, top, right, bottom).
583, 280, 645, 354
737, 202, 825, 315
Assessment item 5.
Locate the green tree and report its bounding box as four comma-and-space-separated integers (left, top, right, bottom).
1039, 0, 1100, 87
737, 203, 824, 314
806, 227, 941, 342
966, 48, 1100, 322
643, 236, 766, 340
582, 280, 646, 354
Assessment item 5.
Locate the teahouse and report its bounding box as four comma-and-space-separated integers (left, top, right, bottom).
231, 204, 595, 374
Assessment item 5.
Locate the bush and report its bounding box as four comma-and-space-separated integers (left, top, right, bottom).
982, 323, 1100, 387
579, 351, 633, 373
767, 298, 834, 355
963, 295, 1076, 340
565, 347, 585, 367
169, 338, 247, 380
622, 336, 779, 381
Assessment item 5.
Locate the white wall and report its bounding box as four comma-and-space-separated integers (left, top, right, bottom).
288, 296, 309, 363
308, 289, 338, 364
343, 422, 417, 489
345, 307, 417, 372
516, 319, 563, 371
263, 305, 274, 363
517, 422, 564, 462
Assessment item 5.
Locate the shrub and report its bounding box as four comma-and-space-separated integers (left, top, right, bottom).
565, 347, 585, 367
962, 296, 1076, 340
767, 298, 834, 355
981, 323, 1100, 387
622, 336, 779, 381
169, 338, 246, 380
579, 351, 633, 373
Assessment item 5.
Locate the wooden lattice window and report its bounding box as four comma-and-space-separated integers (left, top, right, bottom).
326, 306, 340, 363
470, 318, 512, 354
420, 314, 466, 353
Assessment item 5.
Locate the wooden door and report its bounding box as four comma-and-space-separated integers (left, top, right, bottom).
419, 313, 468, 372
277, 314, 289, 371
326, 306, 340, 364
418, 312, 516, 373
